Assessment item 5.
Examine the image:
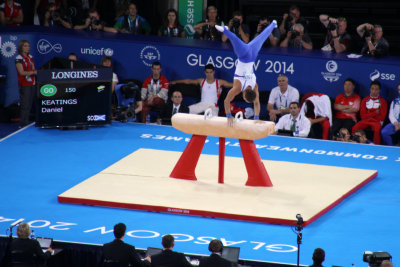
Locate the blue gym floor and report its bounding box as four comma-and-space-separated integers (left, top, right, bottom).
0, 122, 399, 266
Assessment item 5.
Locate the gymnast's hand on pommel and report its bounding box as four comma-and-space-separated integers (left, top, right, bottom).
227, 117, 234, 127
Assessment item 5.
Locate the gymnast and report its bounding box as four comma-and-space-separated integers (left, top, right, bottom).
215, 21, 277, 126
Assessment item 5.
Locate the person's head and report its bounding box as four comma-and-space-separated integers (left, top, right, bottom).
370, 80, 381, 97
353, 129, 368, 143
113, 223, 126, 239
380, 260, 393, 267
161, 234, 174, 249
243, 87, 256, 103
312, 248, 325, 265
88, 9, 100, 20
128, 3, 137, 17
208, 239, 223, 253
337, 127, 351, 141
165, 8, 179, 26
171, 90, 183, 106
343, 78, 355, 96
68, 53, 78, 61
258, 16, 270, 26
373, 24, 383, 41
292, 23, 304, 35
18, 40, 30, 55
289, 102, 300, 117
101, 56, 113, 68
17, 223, 31, 239
204, 64, 215, 80
151, 62, 162, 78
232, 11, 243, 24
277, 74, 289, 91
337, 17, 347, 35
207, 6, 218, 21
289, 5, 300, 19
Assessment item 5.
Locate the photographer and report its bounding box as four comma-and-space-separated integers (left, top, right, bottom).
352, 129, 374, 144
254, 16, 280, 47
280, 23, 312, 50
74, 8, 117, 33
334, 128, 351, 142
221, 11, 250, 44
357, 23, 389, 57
43, 3, 72, 28
319, 14, 351, 53
279, 5, 309, 36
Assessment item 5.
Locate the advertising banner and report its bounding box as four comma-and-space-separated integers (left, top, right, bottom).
179, 0, 203, 39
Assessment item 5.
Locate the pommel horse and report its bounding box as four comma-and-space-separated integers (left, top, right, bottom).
170, 110, 275, 187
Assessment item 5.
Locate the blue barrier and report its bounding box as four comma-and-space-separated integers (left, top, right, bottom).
1, 26, 399, 107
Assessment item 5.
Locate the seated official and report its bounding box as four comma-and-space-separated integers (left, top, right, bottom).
200, 239, 235, 267
103, 223, 148, 267
157, 90, 189, 125
275, 102, 311, 137
3, 223, 53, 266
150, 234, 192, 267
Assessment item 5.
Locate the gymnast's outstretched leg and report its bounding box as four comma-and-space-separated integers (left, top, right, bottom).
247, 21, 277, 59
215, 25, 249, 60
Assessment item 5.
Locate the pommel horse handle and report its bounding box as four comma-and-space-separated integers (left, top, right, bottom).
170, 112, 275, 187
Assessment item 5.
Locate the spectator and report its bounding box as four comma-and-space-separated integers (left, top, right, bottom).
279, 5, 309, 36
356, 23, 389, 57
114, 3, 151, 35
102, 223, 148, 267
157, 90, 189, 125
43, 3, 72, 28
254, 16, 280, 47
280, 23, 312, 50
319, 15, 351, 53
352, 129, 374, 144
310, 248, 325, 267
199, 239, 234, 267
352, 80, 387, 144
221, 11, 250, 44
158, 8, 185, 38
101, 56, 118, 93
334, 127, 352, 142
150, 234, 192, 267
34, 0, 64, 24
3, 223, 53, 266
74, 8, 117, 33
141, 62, 169, 123
381, 82, 400, 145
300, 93, 332, 140
15, 40, 37, 128
170, 64, 232, 116
194, 6, 224, 41
275, 102, 311, 137
267, 74, 300, 122
331, 78, 361, 137
0, 0, 23, 26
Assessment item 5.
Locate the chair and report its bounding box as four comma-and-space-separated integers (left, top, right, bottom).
10, 250, 38, 267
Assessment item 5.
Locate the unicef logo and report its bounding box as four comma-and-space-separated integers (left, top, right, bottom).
140, 46, 160, 67
104, 48, 114, 56
325, 60, 338, 73
1, 41, 17, 58
37, 39, 62, 54
370, 69, 380, 81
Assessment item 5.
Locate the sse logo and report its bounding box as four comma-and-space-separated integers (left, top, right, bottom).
370, 69, 396, 81
40, 84, 57, 97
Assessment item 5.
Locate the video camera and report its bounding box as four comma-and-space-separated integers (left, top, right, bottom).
363, 252, 391, 267
114, 82, 140, 123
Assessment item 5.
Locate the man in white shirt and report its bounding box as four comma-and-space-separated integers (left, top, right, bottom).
170, 64, 232, 116
275, 102, 311, 137
267, 74, 299, 122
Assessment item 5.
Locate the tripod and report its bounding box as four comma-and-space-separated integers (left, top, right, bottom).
294, 214, 304, 267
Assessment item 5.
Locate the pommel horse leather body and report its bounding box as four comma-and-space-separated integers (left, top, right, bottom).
170, 113, 275, 187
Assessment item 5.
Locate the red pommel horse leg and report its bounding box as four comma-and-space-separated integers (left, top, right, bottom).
169, 113, 275, 187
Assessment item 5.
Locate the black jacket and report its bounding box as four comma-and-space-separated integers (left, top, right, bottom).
102, 239, 146, 267
150, 249, 192, 267
200, 253, 234, 267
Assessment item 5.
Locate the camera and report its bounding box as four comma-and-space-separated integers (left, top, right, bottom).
290, 30, 300, 38
232, 18, 241, 28
352, 134, 360, 143
363, 252, 391, 267
90, 16, 100, 26
327, 22, 337, 31
120, 82, 139, 99
336, 131, 345, 139
51, 11, 60, 20
363, 26, 374, 38
287, 13, 296, 23
115, 104, 136, 123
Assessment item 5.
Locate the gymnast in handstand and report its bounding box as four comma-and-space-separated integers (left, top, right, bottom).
215, 21, 277, 126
